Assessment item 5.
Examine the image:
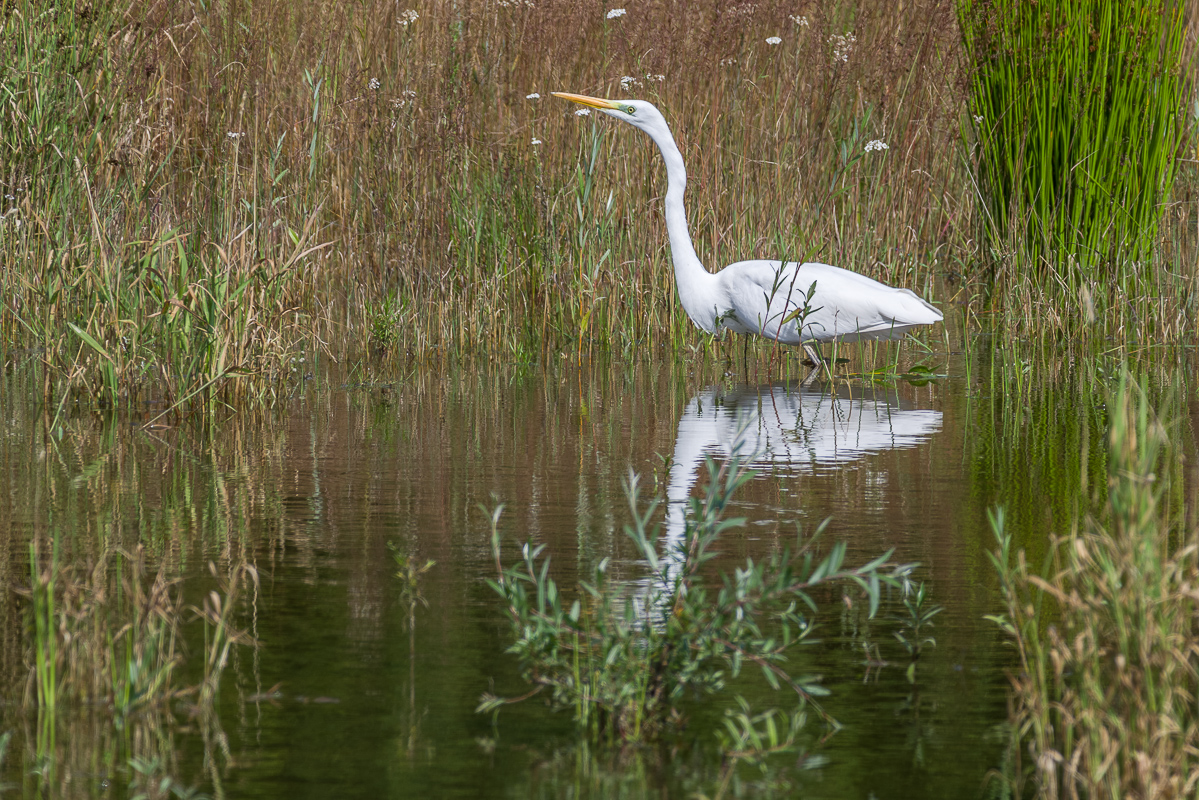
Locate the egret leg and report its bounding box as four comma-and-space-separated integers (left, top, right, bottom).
743, 335, 750, 382
799, 343, 826, 387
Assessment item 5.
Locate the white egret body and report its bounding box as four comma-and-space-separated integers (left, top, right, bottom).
553, 93, 943, 360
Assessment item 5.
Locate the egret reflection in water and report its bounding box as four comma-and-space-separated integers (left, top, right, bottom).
637, 383, 943, 622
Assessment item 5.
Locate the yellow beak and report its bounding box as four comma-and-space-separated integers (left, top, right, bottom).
551, 92, 623, 111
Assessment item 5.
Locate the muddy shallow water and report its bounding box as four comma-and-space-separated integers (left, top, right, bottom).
4, 352, 1177, 798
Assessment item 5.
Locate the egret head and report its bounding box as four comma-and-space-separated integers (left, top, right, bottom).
551, 92, 671, 141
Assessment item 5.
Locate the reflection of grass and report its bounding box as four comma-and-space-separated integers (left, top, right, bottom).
848, 363, 945, 386
482, 457, 920, 749
988, 371, 1198, 797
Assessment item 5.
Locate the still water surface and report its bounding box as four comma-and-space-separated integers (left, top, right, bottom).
2, 355, 1114, 798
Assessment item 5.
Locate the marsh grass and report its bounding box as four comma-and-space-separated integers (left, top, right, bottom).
12, 543, 252, 797
987, 371, 1199, 797
26, 542, 184, 717
1, 0, 982, 404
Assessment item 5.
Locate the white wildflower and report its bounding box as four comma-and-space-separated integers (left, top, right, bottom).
226, 131, 245, 140
645, 73, 665, 82
620, 75, 640, 91
864, 139, 889, 153
368, 77, 381, 90
397, 9, 418, 26
765, 36, 782, 45
606, 8, 626, 19
575, 108, 591, 116
720, 57, 737, 66
973, 114, 984, 124
531, 137, 542, 145
828, 32, 856, 63
526, 92, 541, 99
789, 14, 809, 26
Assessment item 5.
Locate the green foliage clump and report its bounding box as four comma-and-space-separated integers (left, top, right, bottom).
481, 458, 917, 745
959, 0, 1187, 272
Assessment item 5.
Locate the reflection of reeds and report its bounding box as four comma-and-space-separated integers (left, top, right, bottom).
988, 372, 1199, 797
193, 561, 259, 707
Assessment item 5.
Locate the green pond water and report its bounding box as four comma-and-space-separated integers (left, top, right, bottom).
4, 351, 1191, 798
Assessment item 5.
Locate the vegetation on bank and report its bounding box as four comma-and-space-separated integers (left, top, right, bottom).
989, 371, 1199, 798
2, 0, 1194, 408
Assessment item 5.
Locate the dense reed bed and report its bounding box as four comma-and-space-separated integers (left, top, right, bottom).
961, 0, 1187, 268
7, 0, 1191, 406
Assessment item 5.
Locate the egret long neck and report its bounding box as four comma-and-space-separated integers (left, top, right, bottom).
650, 128, 718, 327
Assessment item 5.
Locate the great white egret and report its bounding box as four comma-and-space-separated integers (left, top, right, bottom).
552, 92, 943, 368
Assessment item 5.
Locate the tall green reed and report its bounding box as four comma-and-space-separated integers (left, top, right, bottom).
959, 0, 1188, 274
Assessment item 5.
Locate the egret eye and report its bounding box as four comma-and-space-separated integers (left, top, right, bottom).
625, 105, 636, 115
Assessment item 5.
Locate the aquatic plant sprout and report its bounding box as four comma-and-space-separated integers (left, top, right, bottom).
483, 458, 923, 742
